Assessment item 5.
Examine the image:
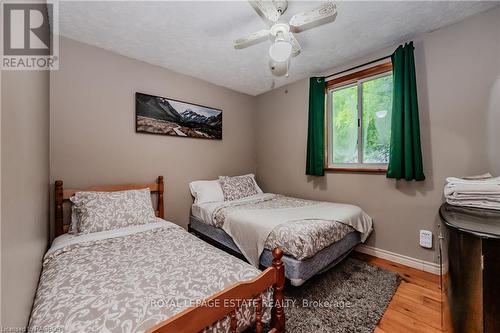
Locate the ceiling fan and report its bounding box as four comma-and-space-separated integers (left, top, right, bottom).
234, 0, 337, 77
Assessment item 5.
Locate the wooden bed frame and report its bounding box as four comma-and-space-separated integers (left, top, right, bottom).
53, 177, 285, 333
55, 176, 164, 237
148, 248, 285, 333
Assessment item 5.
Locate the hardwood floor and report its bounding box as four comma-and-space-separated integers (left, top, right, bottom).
351, 251, 449, 333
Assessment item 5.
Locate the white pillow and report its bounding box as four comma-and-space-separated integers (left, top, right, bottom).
189, 180, 224, 204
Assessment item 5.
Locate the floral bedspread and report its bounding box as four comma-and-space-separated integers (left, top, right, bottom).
29, 221, 270, 333
212, 195, 355, 260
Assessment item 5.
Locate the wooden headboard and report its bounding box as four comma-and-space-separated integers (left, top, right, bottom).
54, 176, 164, 237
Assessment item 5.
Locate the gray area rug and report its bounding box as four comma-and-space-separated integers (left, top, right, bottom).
274, 257, 401, 333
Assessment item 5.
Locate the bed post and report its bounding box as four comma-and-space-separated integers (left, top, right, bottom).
157, 176, 164, 219
271, 248, 285, 333
55, 180, 64, 237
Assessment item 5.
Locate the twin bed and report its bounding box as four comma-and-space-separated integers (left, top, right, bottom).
29, 177, 285, 333
188, 183, 373, 286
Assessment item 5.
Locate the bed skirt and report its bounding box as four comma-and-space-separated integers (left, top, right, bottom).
188, 215, 361, 286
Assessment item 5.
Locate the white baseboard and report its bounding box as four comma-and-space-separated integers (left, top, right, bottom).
355, 244, 444, 275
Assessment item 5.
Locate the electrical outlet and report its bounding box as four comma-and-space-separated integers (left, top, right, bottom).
420, 230, 433, 248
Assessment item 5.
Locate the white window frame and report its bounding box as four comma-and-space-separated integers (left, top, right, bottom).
326, 70, 392, 171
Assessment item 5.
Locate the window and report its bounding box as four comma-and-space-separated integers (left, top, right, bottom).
326, 62, 393, 171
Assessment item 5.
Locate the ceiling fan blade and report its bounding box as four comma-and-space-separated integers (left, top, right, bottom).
289, 1, 337, 33
249, 0, 280, 25
234, 29, 270, 49
289, 33, 301, 56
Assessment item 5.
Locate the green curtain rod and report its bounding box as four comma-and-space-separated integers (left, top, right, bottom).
325, 54, 392, 80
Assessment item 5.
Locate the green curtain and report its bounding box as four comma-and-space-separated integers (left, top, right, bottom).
387, 42, 425, 181
306, 77, 326, 176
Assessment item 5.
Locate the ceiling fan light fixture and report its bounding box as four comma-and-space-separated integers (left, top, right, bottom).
269, 58, 289, 77
269, 40, 292, 63
235, 1, 338, 76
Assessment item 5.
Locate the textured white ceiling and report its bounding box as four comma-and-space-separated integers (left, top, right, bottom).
58, 1, 498, 96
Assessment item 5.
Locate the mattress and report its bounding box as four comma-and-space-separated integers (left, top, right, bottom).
29, 219, 271, 333
192, 199, 223, 221
190, 216, 361, 286
191, 202, 203, 219
191, 193, 363, 261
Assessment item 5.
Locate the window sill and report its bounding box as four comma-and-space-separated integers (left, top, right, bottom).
324, 166, 388, 173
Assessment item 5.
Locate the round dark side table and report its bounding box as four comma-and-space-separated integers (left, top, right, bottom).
439, 203, 500, 333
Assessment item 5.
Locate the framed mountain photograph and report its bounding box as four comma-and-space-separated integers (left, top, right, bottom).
135, 92, 222, 140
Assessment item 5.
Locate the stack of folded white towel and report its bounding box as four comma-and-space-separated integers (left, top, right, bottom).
444, 173, 500, 211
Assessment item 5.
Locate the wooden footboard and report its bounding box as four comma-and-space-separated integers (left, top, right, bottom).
147, 248, 285, 333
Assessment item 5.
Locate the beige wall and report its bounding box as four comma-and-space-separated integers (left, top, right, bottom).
488, 77, 500, 175
255, 8, 500, 263
1, 69, 50, 327
487, 14, 500, 175
50, 37, 257, 230
0, 60, 2, 328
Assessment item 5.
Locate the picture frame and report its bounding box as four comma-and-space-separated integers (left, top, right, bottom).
135, 92, 222, 140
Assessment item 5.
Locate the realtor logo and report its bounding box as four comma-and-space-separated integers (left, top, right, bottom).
1, 1, 58, 70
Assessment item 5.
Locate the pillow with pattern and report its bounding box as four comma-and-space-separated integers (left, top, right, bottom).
70, 188, 156, 234
68, 208, 79, 234
219, 174, 260, 201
